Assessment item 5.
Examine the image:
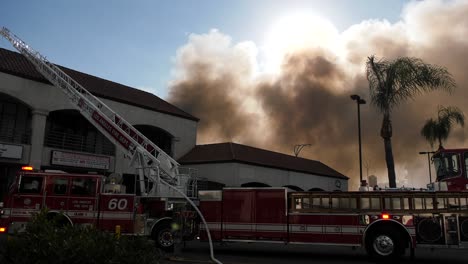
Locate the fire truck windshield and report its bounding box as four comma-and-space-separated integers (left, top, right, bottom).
433, 152, 461, 180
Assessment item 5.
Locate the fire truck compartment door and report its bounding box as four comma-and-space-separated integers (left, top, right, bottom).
222, 189, 255, 239
254, 189, 287, 241
222, 189, 287, 241
98, 194, 136, 233
321, 214, 360, 244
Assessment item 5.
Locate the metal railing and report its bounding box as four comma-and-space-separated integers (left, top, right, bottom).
132, 166, 199, 198
44, 130, 115, 155
179, 167, 199, 198
0, 128, 31, 144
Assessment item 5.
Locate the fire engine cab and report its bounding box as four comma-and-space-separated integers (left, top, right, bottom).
0, 167, 191, 251
430, 147, 468, 191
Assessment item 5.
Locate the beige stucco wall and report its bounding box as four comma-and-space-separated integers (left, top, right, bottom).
187, 162, 348, 191
0, 71, 197, 174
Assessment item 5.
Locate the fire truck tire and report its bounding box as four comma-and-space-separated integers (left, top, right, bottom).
153, 224, 174, 252
366, 227, 405, 260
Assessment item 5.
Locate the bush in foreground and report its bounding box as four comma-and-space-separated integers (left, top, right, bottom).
3, 210, 161, 264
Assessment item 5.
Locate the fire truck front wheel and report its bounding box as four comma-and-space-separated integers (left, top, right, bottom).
153, 224, 174, 252
366, 227, 405, 260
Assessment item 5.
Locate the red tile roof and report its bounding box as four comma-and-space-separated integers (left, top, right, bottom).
0, 48, 198, 121
178, 142, 348, 180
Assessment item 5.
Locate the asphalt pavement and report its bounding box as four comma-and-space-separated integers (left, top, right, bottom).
160, 241, 468, 264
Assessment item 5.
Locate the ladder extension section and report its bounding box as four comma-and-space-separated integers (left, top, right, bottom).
0, 27, 183, 188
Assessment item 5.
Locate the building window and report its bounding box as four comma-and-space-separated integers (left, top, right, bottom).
0, 96, 31, 144
45, 110, 115, 155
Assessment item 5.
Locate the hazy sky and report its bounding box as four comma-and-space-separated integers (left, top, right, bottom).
4, 0, 468, 189
1, 0, 406, 97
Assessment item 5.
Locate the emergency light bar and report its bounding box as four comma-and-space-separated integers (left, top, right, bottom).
21, 166, 33, 171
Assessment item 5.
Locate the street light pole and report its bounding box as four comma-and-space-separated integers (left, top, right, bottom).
351, 94, 366, 183
419, 151, 435, 183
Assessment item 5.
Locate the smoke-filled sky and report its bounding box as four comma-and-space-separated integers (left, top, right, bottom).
168, 0, 468, 189
2, 0, 467, 189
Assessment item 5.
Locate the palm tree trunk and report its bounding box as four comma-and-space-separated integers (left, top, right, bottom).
381, 114, 397, 188
383, 137, 397, 188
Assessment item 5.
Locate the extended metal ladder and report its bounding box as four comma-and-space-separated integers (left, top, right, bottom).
0, 27, 195, 198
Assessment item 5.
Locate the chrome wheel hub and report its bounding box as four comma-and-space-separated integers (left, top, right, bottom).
373, 235, 394, 256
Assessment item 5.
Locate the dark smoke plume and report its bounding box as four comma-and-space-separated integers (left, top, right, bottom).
169, 1, 468, 188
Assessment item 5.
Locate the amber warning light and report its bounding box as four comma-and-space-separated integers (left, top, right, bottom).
382, 214, 390, 220
0, 227, 6, 233
21, 166, 33, 171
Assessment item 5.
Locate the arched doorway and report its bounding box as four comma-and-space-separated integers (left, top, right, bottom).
308, 188, 325, 192
44, 109, 115, 155
0, 93, 32, 144
241, 182, 271, 188
134, 125, 173, 157
283, 185, 304, 191
197, 180, 226, 191
0, 93, 32, 198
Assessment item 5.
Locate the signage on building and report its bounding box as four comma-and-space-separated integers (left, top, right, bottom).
51, 150, 110, 170
0, 143, 23, 159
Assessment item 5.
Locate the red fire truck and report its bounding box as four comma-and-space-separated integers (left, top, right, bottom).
0, 27, 198, 252
0, 167, 195, 251
2, 27, 468, 261
2, 169, 468, 260
196, 187, 468, 259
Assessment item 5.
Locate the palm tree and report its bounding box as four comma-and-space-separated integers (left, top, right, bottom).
366, 56, 455, 188
421, 106, 464, 149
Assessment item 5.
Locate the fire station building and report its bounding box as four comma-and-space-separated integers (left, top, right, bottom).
179, 142, 348, 191
0, 47, 348, 197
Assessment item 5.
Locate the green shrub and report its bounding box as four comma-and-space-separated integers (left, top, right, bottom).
3, 210, 161, 264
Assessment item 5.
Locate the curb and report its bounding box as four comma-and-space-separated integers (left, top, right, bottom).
164, 256, 213, 263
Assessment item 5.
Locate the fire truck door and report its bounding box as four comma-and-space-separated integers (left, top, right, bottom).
44, 176, 69, 212
12, 175, 45, 211
67, 177, 98, 223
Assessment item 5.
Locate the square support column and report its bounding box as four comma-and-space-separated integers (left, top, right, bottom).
29, 109, 48, 169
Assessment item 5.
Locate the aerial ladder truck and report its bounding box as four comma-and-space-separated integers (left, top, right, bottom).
0, 27, 222, 264
0, 27, 191, 198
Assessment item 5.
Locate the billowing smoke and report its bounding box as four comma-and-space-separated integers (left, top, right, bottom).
169, 31, 260, 144
169, 0, 468, 188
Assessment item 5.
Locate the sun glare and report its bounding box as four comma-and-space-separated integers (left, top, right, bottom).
262, 12, 339, 73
